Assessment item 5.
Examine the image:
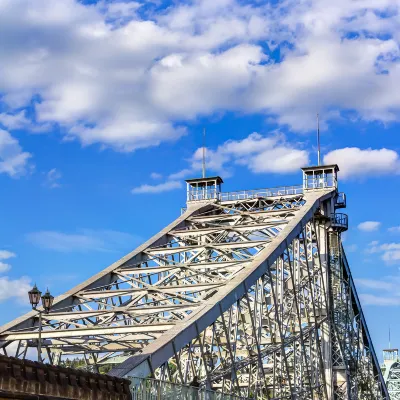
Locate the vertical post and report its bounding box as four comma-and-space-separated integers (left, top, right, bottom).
202, 128, 206, 179
38, 310, 42, 363
317, 113, 321, 166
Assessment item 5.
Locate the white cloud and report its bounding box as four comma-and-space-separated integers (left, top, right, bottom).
357, 278, 395, 291
366, 241, 400, 264
26, 229, 141, 252
0, 250, 16, 260
0, 0, 399, 150
0, 250, 16, 273
0, 111, 50, 133
99, 0, 141, 25
43, 168, 62, 188
0, 111, 30, 130
358, 221, 381, 232
170, 132, 309, 179
3, 341, 37, 360
357, 277, 400, 306
389, 226, 400, 233
380, 244, 400, 263
0, 276, 32, 303
324, 147, 400, 180
0, 129, 32, 177
131, 180, 182, 194
0, 249, 31, 303
359, 293, 400, 307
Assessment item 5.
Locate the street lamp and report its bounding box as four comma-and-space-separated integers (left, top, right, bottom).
28, 285, 54, 363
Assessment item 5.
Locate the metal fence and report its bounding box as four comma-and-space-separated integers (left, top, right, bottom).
303, 175, 337, 190
186, 185, 304, 202
218, 185, 303, 202
331, 213, 348, 231
187, 189, 220, 202
129, 377, 249, 400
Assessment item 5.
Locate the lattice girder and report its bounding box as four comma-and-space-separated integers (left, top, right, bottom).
0, 196, 304, 363
0, 184, 388, 399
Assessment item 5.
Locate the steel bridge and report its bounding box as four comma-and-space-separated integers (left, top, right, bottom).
0, 165, 388, 399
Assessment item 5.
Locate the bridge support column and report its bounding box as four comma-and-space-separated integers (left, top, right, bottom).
329, 229, 351, 400
317, 219, 334, 400
333, 367, 350, 400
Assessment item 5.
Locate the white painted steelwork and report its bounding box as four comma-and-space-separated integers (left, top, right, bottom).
0, 166, 388, 399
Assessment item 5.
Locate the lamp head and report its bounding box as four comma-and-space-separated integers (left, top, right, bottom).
28, 284, 42, 309
41, 288, 54, 313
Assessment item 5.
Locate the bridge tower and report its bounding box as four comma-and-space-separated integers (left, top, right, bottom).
0, 165, 388, 399
382, 348, 400, 399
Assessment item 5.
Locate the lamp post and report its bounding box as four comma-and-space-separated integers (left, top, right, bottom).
28, 285, 54, 363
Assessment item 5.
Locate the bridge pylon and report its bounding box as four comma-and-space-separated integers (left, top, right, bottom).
0, 165, 388, 399
382, 348, 400, 399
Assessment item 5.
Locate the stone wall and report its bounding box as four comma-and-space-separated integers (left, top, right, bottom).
0, 355, 131, 400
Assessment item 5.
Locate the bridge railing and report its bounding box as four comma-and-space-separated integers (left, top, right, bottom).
219, 185, 303, 202
129, 377, 249, 400
187, 185, 304, 202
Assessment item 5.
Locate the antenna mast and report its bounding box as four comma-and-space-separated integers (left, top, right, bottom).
202, 128, 206, 178
317, 113, 321, 166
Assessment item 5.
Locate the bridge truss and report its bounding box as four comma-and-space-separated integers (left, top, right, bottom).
0, 166, 388, 399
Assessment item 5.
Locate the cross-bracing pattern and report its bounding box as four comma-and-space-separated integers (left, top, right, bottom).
383, 362, 400, 400
0, 185, 388, 399
119, 193, 386, 399
0, 194, 302, 368
328, 241, 388, 400
152, 225, 386, 398
154, 219, 329, 399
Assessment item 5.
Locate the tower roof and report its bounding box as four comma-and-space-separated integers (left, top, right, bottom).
185, 176, 224, 185
301, 164, 339, 173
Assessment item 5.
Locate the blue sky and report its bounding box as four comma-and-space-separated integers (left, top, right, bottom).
0, 0, 400, 362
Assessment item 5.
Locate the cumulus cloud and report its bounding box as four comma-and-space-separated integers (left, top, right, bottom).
381, 246, 400, 263
324, 147, 400, 180
131, 180, 182, 194
0, 129, 32, 177
170, 132, 309, 179
358, 221, 381, 232
0, 250, 16, 260
26, 229, 141, 252
367, 241, 400, 264
0, 111, 31, 130
357, 277, 400, 306
389, 226, 400, 233
0, 250, 16, 273
0, 276, 32, 303
98, 0, 141, 26
0, 0, 399, 150
0, 250, 31, 303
